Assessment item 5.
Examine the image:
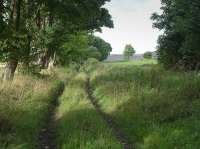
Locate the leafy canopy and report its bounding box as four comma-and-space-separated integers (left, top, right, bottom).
152, 0, 200, 70
123, 44, 135, 60
144, 51, 152, 59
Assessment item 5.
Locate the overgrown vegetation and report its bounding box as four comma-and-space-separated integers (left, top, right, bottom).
1, 0, 200, 148
152, 0, 200, 70
0, 0, 113, 80
1, 59, 200, 149
0, 72, 64, 148
55, 70, 121, 149
91, 61, 200, 149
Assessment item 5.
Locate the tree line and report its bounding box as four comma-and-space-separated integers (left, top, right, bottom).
0, 0, 113, 80
152, 0, 200, 70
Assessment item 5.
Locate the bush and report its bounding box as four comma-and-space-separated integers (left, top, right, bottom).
144, 52, 152, 59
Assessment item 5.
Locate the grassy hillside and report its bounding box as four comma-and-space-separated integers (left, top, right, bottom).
90, 60, 200, 149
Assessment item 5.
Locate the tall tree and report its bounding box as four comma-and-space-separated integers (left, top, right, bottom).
152, 0, 200, 70
1, 0, 24, 80
0, 0, 114, 80
89, 35, 112, 61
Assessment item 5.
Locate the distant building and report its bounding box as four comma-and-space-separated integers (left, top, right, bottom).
106, 54, 144, 61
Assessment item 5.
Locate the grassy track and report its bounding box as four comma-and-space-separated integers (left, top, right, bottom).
1, 60, 200, 149
55, 72, 122, 149
86, 78, 133, 149
91, 60, 200, 149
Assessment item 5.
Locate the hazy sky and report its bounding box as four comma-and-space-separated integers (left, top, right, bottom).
95, 0, 162, 54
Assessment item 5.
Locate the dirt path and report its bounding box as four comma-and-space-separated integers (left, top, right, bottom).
38, 84, 65, 149
85, 77, 134, 149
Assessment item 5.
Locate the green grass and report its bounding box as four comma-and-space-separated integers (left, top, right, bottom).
91, 61, 200, 149
55, 72, 122, 149
0, 73, 64, 149
105, 59, 157, 66
1, 59, 200, 149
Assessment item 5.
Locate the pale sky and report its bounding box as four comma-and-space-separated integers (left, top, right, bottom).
95, 0, 162, 54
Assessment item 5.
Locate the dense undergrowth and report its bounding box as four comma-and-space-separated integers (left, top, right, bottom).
91, 61, 200, 149
55, 71, 121, 149
0, 70, 64, 149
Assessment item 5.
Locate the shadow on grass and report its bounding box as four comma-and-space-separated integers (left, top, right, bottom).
0, 105, 48, 149
56, 108, 122, 149
109, 97, 200, 149
90, 63, 200, 149
0, 81, 64, 149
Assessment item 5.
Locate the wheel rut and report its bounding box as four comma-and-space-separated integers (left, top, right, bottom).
38, 83, 65, 149
85, 77, 135, 149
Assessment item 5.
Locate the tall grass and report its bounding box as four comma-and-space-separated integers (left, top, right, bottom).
0, 73, 63, 149
91, 61, 200, 149
55, 71, 122, 149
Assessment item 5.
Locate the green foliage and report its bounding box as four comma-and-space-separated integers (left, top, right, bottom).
143, 52, 152, 59
81, 58, 100, 74
0, 32, 28, 62
0, 0, 114, 78
55, 32, 112, 66
123, 44, 135, 60
152, 0, 200, 70
89, 35, 112, 61
91, 62, 200, 149
57, 32, 102, 66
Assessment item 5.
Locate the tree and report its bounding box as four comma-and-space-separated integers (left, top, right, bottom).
0, 0, 114, 80
123, 44, 135, 60
57, 32, 113, 65
57, 32, 99, 65
144, 51, 152, 59
89, 35, 112, 61
151, 0, 200, 70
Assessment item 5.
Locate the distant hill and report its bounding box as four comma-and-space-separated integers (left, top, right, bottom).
106, 54, 144, 61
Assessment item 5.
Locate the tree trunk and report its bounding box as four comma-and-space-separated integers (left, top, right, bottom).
48, 58, 54, 71
9, 0, 16, 24
48, 52, 56, 71
15, 0, 21, 30
3, 0, 21, 81
36, 9, 41, 29
0, 0, 3, 16
2, 60, 18, 81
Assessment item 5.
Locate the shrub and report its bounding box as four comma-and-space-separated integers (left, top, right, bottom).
144, 52, 152, 59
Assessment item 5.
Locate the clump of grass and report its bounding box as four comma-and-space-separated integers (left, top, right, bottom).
0, 74, 63, 149
91, 61, 200, 149
55, 71, 122, 149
